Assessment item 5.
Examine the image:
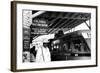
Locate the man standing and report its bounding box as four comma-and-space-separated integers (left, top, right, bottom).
36, 41, 51, 62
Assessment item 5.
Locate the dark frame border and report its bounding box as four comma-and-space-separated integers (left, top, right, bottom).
11, 1, 98, 72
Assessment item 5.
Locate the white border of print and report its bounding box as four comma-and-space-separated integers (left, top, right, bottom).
17, 3, 96, 69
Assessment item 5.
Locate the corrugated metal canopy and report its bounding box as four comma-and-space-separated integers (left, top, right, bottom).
31, 11, 91, 39
32, 11, 91, 33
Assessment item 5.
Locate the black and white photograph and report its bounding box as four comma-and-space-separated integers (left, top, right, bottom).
11, 1, 97, 71
22, 10, 91, 62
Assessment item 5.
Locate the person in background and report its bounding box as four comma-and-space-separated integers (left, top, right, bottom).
30, 46, 36, 62
23, 51, 30, 62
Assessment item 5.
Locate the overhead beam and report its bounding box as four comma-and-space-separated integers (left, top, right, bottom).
68, 19, 83, 28
31, 11, 45, 19
49, 13, 79, 33
48, 13, 75, 33
49, 18, 58, 26
41, 13, 90, 20
84, 21, 91, 30
63, 13, 86, 28
62, 13, 80, 28
48, 19, 69, 34
48, 19, 63, 34
63, 20, 83, 33
44, 16, 90, 20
